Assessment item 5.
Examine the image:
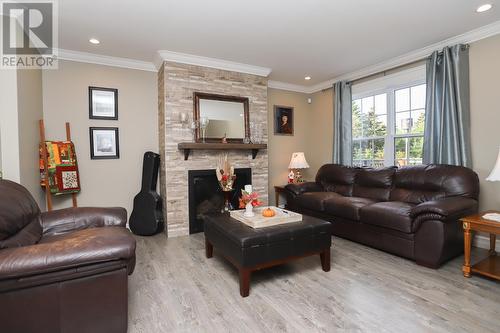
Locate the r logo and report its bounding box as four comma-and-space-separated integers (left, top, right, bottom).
2, 2, 53, 55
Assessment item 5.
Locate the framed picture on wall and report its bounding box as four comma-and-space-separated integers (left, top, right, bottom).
274, 105, 294, 136
89, 127, 120, 159
89, 86, 118, 120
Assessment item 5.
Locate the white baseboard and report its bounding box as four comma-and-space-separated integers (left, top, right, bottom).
473, 234, 500, 251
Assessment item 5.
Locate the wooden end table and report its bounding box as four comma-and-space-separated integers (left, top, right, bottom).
460, 211, 499, 280
274, 185, 286, 207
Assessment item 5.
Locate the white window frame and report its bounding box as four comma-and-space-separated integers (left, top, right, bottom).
351, 65, 426, 167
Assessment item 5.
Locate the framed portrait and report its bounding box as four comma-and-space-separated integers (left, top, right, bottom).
89, 86, 118, 120
274, 105, 294, 136
89, 127, 120, 159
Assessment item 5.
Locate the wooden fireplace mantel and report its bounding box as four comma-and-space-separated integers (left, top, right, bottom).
178, 142, 267, 160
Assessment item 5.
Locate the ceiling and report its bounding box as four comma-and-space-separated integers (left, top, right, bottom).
59, 0, 500, 86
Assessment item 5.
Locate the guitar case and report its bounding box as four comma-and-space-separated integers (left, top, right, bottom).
129, 151, 164, 236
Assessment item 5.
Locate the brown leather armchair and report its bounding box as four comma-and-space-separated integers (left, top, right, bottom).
0, 180, 136, 333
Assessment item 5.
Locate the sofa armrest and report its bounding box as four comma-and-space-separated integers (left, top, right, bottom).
41, 207, 127, 236
0, 227, 135, 282
411, 197, 478, 220
285, 182, 323, 196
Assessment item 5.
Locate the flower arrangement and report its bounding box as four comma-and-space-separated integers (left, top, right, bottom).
215, 153, 236, 191
239, 190, 263, 209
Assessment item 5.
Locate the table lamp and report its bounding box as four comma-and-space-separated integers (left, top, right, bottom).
484, 147, 500, 220
288, 152, 309, 183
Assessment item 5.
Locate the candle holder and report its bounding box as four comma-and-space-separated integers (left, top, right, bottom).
200, 117, 209, 143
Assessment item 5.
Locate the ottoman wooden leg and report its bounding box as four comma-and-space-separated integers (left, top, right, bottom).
320, 249, 331, 272
239, 268, 251, 297
205, 238, 213, 258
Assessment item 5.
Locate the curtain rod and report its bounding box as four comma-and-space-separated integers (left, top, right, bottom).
346, 44, 469, 86
348, 57, 427, 86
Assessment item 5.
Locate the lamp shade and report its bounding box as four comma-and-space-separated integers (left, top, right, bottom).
486, 147, 500, 181
289, 152, 310, 169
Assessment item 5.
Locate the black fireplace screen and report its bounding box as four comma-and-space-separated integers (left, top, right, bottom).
188, 168, 251, 234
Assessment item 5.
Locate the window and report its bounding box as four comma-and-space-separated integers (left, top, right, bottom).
352, 94, 387, 167
394, 84, 425, 166
351, 73, 426, 167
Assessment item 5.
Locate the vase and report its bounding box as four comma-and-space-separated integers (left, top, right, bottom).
244, 201, 254, 217
221, 189, 234, 213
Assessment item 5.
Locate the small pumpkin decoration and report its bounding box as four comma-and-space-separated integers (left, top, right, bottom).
262, 208, 276, 217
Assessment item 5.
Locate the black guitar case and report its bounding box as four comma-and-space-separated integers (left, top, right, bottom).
129, 151, 164, 236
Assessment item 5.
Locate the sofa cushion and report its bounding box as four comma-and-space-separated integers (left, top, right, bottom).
390, 164, 479, 204
297, 192, 342, 212
0, 180, 42, 249
353, 167, 396, 201
324, 196, 377, 221
0, 227, 136, 280
360, 201, 416, 233
315, 164, 358, 196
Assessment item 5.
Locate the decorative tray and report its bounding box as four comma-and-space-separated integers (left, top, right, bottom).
229, 206, 302, 229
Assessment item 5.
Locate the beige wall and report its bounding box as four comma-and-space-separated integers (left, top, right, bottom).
267, 88, 314, 205
0, 69, 20, 182
470, 34, 500, 212
17, 68, 45, 207
0, 67, 45, 208
308, 88, 334, 173
42, 60, 158, 216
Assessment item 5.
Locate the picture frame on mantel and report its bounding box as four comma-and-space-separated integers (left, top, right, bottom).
89, 86, 118, 120
89, 127, 120, 159
274, 105, 294, 136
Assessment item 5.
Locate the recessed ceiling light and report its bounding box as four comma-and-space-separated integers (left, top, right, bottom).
304, 76, 311, 80
89, 38, 100, 45
476, 4, 492, 12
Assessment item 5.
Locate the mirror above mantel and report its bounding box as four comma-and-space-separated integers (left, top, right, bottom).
193, 92, 249, 143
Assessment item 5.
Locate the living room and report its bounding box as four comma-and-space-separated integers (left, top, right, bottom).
1, 1, 500, 332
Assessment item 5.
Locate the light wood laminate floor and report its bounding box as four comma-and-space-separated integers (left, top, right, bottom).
129, 233, 500, 333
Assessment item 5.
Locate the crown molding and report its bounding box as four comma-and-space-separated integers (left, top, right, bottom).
157, 50, 271, 77
268, 80, 311, 94
304, 19, 500, 94
56, 49, 156, 72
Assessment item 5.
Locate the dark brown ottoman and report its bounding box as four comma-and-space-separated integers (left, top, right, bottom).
203, 213, 332, 297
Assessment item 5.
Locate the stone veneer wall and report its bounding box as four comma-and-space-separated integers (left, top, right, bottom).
158, 61, 269, 237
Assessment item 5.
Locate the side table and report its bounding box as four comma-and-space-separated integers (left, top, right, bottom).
274, 185, 286, 208
460, 211, 499, 280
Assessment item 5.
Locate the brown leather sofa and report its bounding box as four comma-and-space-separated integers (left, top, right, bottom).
285, 164, 479, 268
0, 180, 136, 333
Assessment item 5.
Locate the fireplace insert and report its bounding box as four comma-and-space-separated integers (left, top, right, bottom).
188, 168, 251, 234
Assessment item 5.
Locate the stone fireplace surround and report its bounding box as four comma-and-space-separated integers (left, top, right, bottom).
158, 61, 269, 237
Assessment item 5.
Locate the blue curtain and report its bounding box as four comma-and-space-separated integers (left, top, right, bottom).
423, 44, 472, 167
333, 81, 352, 165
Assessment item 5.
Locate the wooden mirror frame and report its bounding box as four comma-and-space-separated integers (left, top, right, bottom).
193, 92, 250, 143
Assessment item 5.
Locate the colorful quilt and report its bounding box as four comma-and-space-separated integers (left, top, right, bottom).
39, 141, 81, 195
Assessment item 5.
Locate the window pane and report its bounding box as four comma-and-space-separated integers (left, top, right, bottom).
352, 139, 385, 167
410, 109, 425, 134
409, 137, 423, 162
352, 140, 362, 162
395, 111, 411, 134
394, 136, 423, 166
352, 100, 362, 138
373, 138, 385, 166
395, 137, 409, 167
395, 88, 410, 112
411, 84, 426, 109
374, 94, 387, 115
362, 96, 374, 114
